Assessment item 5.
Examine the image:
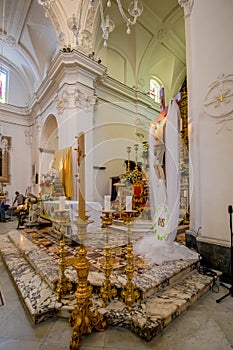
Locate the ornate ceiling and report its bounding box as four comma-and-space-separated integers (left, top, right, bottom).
0, 0, 186, 106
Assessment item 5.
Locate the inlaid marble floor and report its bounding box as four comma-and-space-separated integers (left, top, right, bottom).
1, 220, 233, 350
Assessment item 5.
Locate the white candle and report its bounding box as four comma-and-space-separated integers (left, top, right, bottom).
180, 118, 183, 131
183, 190, 187, 198
59, 196, 66, 211
126, 195, 132, 211
104, 195, 111, 211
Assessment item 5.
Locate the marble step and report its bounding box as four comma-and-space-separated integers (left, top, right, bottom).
0, 235, 59, 324
0, 231, 218, 341
6, 229, 200, 301
7, 230, 60, 290
92, 269, 216, 341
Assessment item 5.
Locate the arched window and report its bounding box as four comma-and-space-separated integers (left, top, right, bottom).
0, 68, 8, 104
150, 78, 162, 104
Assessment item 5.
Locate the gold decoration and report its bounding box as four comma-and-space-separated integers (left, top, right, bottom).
55, 209, 72, 301
56, 231, 73, 301
126, 146, 131, 174
121, 210, 140, 310
68, 221, 106, 350
100, 211, 117, 307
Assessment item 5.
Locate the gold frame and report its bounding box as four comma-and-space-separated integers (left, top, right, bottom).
0, 136, 11, 183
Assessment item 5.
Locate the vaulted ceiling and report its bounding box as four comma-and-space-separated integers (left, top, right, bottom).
0, 0, 186, 107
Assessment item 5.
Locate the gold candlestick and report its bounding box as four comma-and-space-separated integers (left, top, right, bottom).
121, 210, 140, 310
68, 218, 106, 350
126, 146, 131, 174
100, 210, 117, 307
55, 209, 72, 301
76, 132, 86, 222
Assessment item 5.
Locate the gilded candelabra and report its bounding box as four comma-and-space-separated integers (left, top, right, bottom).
67, 217, 107, 350
121, 210, 140, 310
126, 146, 131, 173
100, 210, 117, 307
55, 209, 72, 301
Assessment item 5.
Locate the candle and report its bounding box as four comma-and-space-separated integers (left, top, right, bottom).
59, 196, 66, 210
126, 195, 132, 211
183, 190, 187, 198
104, 195, 111, 211
77, 132, 86, 221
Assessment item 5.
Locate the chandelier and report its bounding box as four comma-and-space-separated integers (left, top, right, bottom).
38, 0, 143, 46
90, 0, 143, 47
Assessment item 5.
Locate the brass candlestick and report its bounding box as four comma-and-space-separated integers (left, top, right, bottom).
121, 210, 140, 310
55, 209, 72, 301
68, 218, 106, 350
100, 210, 117, 307
126, 146, 131, 173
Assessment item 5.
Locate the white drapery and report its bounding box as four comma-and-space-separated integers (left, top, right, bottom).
165, 99, 180, 242
149, 99, 180, 242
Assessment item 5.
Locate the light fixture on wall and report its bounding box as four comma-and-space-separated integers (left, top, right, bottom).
89, 0, 143, 47
37, 0, 56, 17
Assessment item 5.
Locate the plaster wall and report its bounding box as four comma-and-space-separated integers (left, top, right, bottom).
188, 0, 233, 245
0, 118, 31, 204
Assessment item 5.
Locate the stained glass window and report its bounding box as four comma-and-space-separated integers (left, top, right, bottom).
0, 69, 7, 103
150, 79, 161, 104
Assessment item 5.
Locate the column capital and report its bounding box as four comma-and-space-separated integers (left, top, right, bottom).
178, 0, 194, 17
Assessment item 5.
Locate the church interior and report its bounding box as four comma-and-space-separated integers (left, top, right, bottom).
0, 0, 233, 349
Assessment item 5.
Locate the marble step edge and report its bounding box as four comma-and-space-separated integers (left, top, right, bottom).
6, 230, 60, 290
0, 239, 59, 323
90, 270, 216, 341
134, 259, 200, 299
88, 258, 200, 302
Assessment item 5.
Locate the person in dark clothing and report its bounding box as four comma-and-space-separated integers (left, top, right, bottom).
12, 191, 25, 206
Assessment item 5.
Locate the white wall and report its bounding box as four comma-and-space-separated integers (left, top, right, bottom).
188, 0, 233, 245
0, 113, 31, 204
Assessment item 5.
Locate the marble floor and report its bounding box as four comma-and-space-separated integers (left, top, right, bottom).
1, 220, 233, 350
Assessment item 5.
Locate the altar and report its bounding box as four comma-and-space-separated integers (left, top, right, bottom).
42, 200, 102, 227
0, 225, 218, 341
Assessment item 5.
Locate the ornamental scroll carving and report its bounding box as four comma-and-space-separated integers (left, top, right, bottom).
204, 73, 233, 133
178, 0, 194, 17
55, 85, 97, 114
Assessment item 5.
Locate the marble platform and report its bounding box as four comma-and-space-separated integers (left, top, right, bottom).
0, 227, 218, 341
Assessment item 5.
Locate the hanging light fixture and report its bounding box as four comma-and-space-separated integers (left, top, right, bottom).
89, 0, 143, 47
67, 0, 84, 45
37, 0, 56, 17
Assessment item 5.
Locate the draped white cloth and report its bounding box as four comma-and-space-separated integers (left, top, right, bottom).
148, 125, 167, 220
136, 100, 185, 264
165, 99, 180, 242
134, 234, 199, 265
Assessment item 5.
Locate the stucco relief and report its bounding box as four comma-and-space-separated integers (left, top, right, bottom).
178, 0, 194, 17
55, 85, 96, 114
204, 73, 233, 133
74, 86, 97, 108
